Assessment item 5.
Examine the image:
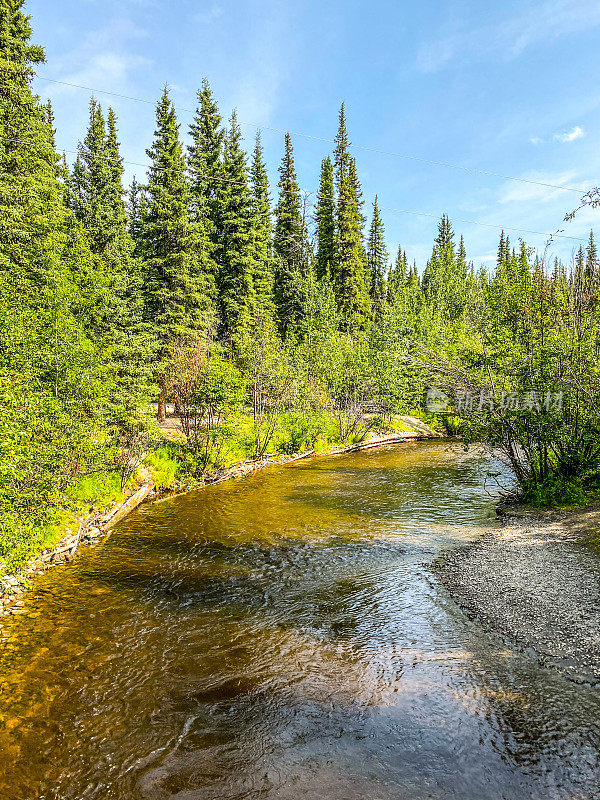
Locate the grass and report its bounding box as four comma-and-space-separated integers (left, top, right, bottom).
145, 445, 181, 488
66, 470, 125, 508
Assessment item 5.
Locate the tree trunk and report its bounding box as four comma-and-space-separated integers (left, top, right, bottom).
157, 375, 166, 423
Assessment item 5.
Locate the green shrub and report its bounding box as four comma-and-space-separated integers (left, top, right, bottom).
439, 414, 462, 435
145, 445, 181, 488
66, 471, 123, 507
275, 412, 338, 455
521, 475, 588, 507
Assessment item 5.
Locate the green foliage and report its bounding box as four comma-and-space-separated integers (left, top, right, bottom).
145, 445, 181, 488
219, 112, 256, 347
315, 155, 335, 281
439, 414, 462, 435
275, 412, 338, 455
333, 104, 370, 331
250, 132, 275, 316
367, 195, 388, 316
274, 132, 308, 334
66, 471, 123, 507
142, 87, 210, 366
168, 338, 245, 472
519, 475, 590, 508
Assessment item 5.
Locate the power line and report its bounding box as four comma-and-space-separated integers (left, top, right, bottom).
2, 133, 586, 242
308, 196, 586, 242
33, 74, 587, 196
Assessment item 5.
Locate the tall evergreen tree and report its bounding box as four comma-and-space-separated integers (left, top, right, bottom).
72, 101, 149, 417
333, 103, 370, 330
422, 215, 467, 318
315, 155, 335, 281
585, 230, 597, 290
250, 131, 275, 316
127, 176, 145, 247
387, 245, 407, 304
142, 87, 209, 420
0, 0, 111, 537
188, 78, 224, 297
497, 230, 506, 268
273, 132, 307, 334
367, 195, 388, 315
219, 111, 256, 347
71, 98, 112, 249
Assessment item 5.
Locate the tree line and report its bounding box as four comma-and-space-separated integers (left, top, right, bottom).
2, 0, 599, 570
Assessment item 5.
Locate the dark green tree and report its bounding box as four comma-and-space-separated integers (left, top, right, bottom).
315, 155, 335, 281
72, 101, 150, 418
142, 87, 210, 420
250, 131, 275, 316
367, 195, 388, 315
188, 78, 224, 295
333, 104, 370, 330
273, 132, 307, 334
127, 176, 145, 247
0, 0, 111, 559
219, 111, 256, 348
387, 245, 407, 304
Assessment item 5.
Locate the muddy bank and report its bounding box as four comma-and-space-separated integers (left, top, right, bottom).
434, 503, 600, 685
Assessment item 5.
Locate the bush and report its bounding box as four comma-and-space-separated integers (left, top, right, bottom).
439, 414, 462, 435
520, 475, 589, 507
145, 445, 181, 488
275, 412, 338, 455
66, 471, 124, 507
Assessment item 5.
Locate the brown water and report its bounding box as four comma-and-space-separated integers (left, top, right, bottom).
1, 441, 599, 800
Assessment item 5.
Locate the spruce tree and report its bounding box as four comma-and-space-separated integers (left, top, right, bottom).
0, 0, 111, 536
315, 155, 335, 281
585, 230, 597, 290
387, 245, 407, 304
273, 132, 307, 334
72, 101, 150, 418
367, 195, 388, 315
497, 231, 506, 268
71, 99, 113, 250
219, 110, 256, 347
188, 78, 224, 295
142, 87, 209, 420
250, 131, 275, 316
127, 176, 145, 247
333, 104, 370, 330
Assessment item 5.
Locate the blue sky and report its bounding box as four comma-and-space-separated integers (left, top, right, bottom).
29, 0, 600, 269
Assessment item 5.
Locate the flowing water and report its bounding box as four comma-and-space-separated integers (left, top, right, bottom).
1, 441, 599, 800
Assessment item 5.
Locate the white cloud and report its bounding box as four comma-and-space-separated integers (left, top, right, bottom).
194, 6, 224, 24
554, 125, 584, 142
416, 0, 600, 73
530, 136, 544, 145
48, 51, 151, 97
498, 170, 583, 205
43, 16, 150, 96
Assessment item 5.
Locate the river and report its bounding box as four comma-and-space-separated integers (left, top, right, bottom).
0, 441, 599, 799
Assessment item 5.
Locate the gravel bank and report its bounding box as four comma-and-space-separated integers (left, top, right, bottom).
434, 504, 600, 685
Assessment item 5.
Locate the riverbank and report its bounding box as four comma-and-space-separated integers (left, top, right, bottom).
0, 418, 441, 616
434, 502, 600, 685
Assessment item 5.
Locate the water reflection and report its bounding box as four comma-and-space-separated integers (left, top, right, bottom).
0, 442, 599, 799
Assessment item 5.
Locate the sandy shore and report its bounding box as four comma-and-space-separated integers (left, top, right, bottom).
434, 503, 600, 685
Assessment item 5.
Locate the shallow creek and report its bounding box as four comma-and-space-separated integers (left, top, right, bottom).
0, 442, 599, 799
